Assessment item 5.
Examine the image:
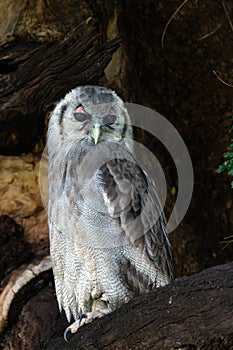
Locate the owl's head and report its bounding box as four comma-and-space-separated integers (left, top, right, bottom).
48, 86, 133, 149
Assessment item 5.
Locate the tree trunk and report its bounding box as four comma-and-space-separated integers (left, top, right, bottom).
1, 261, 233, 350
0, 18, 120, 155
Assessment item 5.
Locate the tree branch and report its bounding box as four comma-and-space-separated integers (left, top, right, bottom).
3, 260, 232, 349
45, 262, 233, 350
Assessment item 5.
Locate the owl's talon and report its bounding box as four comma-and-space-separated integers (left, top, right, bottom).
64, 326, 72, 342
64, 313, 88, 342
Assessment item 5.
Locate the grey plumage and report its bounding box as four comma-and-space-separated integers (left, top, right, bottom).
47, 85, 172, 329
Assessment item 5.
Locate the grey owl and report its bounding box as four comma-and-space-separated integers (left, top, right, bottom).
47, 85, 172, 339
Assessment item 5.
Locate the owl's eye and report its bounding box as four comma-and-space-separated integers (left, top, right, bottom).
73, 105, 89, 122
103, 114, 117, 125
74, 112, 89, 122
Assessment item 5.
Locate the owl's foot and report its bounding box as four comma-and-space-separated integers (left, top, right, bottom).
64, 313, 87, 341
64, 308, 111, 341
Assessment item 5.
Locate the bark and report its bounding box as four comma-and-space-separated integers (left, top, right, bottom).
43, 262, 233, 350
0, 18, 120, 154
1, 260, 233, 350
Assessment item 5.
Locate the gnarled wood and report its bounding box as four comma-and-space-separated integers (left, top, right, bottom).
43, 262, 233, 350
0, 18, 120, 154
0, 18, 120, 115
1, 261, 233, 349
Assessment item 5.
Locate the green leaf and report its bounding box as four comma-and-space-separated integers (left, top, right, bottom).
216, 163, 228, 173
223, 152, 233, 159
217, 116, 233, 188
227, 143, 233, 150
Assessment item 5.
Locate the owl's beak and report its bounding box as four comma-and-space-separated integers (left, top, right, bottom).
90, 124, 101, 144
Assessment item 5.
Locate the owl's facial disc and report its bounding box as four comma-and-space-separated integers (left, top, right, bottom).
70, 102, 123, 145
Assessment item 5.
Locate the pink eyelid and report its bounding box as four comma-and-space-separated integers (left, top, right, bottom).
74, 106, 85, 113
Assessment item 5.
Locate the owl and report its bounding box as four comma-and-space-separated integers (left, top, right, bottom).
47, 86, 172, 340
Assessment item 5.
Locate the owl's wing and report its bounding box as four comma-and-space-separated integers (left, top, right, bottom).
48, 153, 83, 322
48, 205, 81, 322
100, 154, 172, 291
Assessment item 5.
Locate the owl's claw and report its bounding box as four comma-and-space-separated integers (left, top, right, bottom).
64, 313, 87, 342
64, 326, 71, 342
64, 308, 111, 341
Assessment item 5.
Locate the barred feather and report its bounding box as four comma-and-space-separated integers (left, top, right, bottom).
48, 86, 172, 323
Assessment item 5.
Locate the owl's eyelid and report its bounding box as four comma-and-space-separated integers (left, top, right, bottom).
73, 111, 90, 122
74, 104, 86, 113
103, 114, 117, 125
